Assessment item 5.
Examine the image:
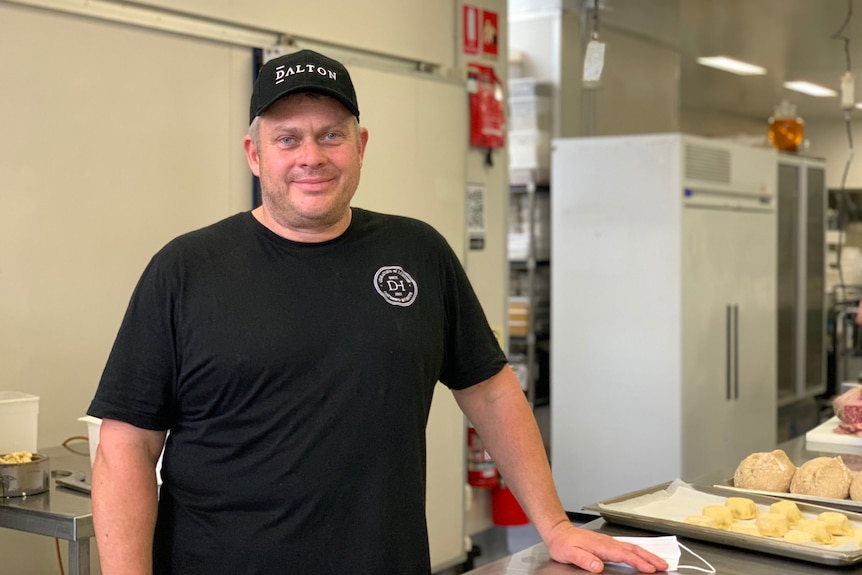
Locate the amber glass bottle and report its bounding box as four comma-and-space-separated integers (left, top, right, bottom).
768, 100, 804, 152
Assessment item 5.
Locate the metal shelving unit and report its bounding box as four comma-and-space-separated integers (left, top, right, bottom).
508, 176, 550, 407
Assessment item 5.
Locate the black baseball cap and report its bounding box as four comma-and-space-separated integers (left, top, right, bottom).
249, 49, 360, 123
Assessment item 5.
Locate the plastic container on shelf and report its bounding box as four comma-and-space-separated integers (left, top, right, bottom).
0, 391, 39, 454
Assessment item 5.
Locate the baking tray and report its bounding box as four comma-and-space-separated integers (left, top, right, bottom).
712, 478, 862, 514
584, 481, 862, 567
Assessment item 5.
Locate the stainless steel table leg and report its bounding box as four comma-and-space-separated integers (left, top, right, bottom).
68, 539, 90, 575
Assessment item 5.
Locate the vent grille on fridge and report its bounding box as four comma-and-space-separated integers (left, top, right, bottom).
685, 144, 731, 184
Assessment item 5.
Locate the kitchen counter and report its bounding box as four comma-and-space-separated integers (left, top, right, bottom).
467, 434, 862, 574
466, 516, 862, 574
0, 444, 94, 575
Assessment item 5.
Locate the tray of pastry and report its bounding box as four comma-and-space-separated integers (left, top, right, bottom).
584, 480, 862, 566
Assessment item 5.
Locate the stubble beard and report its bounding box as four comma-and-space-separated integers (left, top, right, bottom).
259, 173, 357, 234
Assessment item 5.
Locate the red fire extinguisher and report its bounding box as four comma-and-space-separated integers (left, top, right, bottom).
492, 477, 529, 526
467, 426, 499, 488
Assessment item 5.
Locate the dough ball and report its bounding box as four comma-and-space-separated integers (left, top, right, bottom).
729, 523, 761, 536
769, 500, 803, 526
684, 515, 717, 528
850, 472, 862, 502
796, 519, 835, 545
783, 530, 814, 544
733, 450, 796, 492
831, 536, 854, 548
702, 505, 733, 530
726, 496, 759, 520
819, 511, 853, 535
756, 513, 790, 538
790, 457, 852, 499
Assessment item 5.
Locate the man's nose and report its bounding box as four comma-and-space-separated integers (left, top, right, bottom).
297, 141, 326, 166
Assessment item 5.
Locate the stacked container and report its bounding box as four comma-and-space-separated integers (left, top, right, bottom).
0, 391, 39, 454
507, 78, 552, 183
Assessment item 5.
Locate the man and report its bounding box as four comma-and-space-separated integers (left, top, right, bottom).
88, 49, 666, 574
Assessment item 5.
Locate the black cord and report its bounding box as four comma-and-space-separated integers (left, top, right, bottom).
832, 0, 854, 71
832, 0, 856, 301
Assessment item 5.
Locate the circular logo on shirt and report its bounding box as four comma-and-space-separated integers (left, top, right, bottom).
374, 266, 418, 307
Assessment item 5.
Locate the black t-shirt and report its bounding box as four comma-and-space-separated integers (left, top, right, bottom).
89, 208, 507, 575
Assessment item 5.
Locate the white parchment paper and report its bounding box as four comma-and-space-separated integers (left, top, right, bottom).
598, 479, 861, 552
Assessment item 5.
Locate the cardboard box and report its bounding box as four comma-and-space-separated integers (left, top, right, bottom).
0, 391, 39, 454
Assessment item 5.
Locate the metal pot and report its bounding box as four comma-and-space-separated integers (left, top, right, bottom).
0, 453, 50, 497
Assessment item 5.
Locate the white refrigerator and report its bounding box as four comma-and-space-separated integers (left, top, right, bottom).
550, 133, 778, 513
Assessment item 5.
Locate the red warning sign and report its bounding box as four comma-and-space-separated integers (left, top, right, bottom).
463, 5, 480, 55
481, 10, 499, 57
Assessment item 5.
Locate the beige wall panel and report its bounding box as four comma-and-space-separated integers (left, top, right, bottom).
136, 0, 456, 65
350, 69, 466, 252
0, 4, 251, 449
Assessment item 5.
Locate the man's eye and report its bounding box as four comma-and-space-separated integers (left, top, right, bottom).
323, 132, 340, 141
279, 137, 296, 145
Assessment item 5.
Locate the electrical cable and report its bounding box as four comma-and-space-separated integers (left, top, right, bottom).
61, 435, 89, 456
592, 0, 599, 37
832, 0, 854, 70
831, 0, 859, 304
55, 537, 66, 575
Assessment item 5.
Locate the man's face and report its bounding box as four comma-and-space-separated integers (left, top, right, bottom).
244, 94, 368, 240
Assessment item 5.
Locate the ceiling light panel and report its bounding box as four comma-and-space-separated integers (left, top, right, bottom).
696, 56, 767, 76
783, 81, 837, 97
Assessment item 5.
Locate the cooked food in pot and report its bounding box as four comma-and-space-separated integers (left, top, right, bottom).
0, 451, 34, 464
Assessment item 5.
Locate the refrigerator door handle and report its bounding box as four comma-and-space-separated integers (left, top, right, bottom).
734, 304, 740, 401
726, 305, 733, 401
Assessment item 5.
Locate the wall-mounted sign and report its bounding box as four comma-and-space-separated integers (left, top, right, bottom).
463, 5, 498, 58
481, 10, 499, 57
466, 183, 486, 250
463, 5, 480, 55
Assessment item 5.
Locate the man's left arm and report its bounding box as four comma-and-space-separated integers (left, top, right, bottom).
451, 366, 667, 574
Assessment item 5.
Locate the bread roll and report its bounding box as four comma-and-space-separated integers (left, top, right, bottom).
733, 450, 796, 492
850, 472, 862, 501
790, 457, 852, 499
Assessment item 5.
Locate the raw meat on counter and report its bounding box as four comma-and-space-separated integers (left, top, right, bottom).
833, 386, 862, 435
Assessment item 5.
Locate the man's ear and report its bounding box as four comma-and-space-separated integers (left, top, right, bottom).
244, 135, 261, 177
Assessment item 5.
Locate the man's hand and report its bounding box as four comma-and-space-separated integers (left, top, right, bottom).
544, 521, 669, 573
